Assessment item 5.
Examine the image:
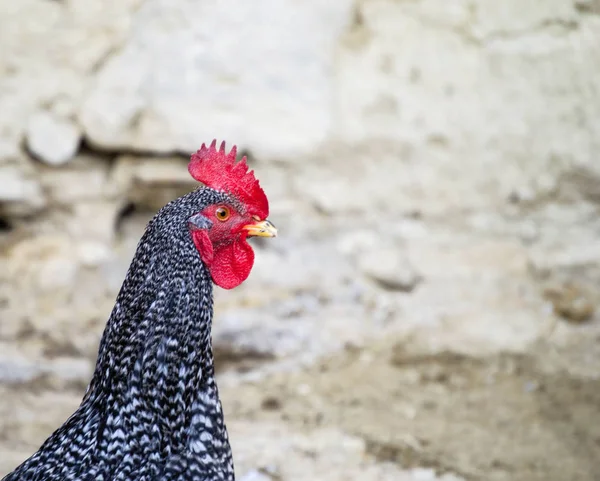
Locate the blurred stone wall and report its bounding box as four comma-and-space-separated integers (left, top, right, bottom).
2, 1, 600, 477
1, 0, 600, 387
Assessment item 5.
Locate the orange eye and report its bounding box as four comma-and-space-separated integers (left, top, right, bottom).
215, 206, 231, 222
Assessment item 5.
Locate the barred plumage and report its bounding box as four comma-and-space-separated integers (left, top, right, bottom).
3, 186, 263, 481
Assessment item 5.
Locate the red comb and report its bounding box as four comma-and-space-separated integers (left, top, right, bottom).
188, 140, 269, 219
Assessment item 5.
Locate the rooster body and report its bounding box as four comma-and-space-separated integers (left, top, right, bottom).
3, 142, 275, 481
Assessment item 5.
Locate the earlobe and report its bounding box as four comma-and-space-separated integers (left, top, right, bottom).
189, 213, 214, 266
192, 229, 214, 266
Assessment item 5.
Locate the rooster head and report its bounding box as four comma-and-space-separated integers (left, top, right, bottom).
187, 140, 276, 289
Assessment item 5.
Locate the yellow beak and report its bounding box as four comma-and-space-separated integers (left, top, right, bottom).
243, 219, 278, 238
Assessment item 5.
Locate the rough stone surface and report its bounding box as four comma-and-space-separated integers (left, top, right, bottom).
359, 246, 422, 292
1, 1, 600, 480
111, 155, 197, 210
80, 0, 354, 158
0, 164, 46, 215
26, 111, 81, 165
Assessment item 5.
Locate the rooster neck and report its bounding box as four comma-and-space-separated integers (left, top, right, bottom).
83, 226, 234, 478
3, 188, 240, 480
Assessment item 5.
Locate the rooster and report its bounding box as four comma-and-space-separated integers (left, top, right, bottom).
2, 141, 277, 481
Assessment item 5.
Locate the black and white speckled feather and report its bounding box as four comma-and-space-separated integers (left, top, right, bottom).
3, 188, 240, 481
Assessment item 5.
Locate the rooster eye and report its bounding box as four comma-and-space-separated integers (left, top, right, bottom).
215, 207, 231, 221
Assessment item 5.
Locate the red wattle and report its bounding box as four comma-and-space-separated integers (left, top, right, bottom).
209, 239, 255, 290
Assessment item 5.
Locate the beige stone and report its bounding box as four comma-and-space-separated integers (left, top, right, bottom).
26, 112, 81, 166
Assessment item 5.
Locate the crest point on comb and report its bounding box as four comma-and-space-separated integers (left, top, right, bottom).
188, 140, 269, 219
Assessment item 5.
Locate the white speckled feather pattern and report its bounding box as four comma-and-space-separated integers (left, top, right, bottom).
3, 188, 239, 481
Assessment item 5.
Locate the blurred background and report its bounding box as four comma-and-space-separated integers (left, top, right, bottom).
1, 1, 600, 480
